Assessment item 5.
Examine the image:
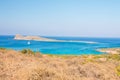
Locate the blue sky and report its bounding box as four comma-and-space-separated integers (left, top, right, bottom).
0, 0, 120, 37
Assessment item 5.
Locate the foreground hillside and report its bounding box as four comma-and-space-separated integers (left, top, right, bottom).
0, 48, 120, 80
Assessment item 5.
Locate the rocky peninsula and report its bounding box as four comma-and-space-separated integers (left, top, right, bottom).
98, 48, 120, 54
14, 34, 61, 42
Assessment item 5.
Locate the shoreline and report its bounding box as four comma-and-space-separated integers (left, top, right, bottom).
0, 47, 103, 56
1, 47, 120, 56
1, 47, 120, 55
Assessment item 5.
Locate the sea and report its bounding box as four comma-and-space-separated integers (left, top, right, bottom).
0, 35, 120, 55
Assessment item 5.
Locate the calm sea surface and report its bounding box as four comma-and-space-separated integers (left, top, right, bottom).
0, 35, 120, 55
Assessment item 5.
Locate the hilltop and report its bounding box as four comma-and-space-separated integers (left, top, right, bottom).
0, 48, 120, 80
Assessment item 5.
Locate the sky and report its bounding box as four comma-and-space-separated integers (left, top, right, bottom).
0, 0, 120, 38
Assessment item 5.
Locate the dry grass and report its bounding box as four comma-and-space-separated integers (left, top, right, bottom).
0, 48, 120, 80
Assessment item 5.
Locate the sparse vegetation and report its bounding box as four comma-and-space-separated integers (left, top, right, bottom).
116, 66, 120, 76
0, 48, 120, 80
21, 49, 35, 55
0, 47, 7, 53
0, 47, 6, 50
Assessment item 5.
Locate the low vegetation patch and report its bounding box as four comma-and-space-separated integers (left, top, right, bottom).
0, 47, 6, 50
116, 66, 120, 76
21, 49, 35, 55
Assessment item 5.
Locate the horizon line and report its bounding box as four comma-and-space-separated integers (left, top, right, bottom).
0, 34, 120, 39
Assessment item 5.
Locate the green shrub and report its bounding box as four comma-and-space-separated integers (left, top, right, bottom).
0, 47, 6, 50
21, 49, 35, 55
106, 54, 120, 61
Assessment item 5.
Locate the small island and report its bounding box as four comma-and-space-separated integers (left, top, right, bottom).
14, 34, 62, 42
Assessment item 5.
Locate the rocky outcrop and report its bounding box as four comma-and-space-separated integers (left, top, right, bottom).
14, 34, 60, 42
98, 48, 120, 54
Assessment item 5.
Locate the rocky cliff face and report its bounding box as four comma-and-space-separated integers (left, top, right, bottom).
14, 34, 59, 41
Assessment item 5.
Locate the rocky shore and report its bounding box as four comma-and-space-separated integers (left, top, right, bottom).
98, 48, 120, 54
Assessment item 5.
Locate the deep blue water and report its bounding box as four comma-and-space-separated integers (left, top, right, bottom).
0, 35, 120, 55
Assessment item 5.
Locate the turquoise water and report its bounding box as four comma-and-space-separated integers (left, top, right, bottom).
0, 35, 120, 55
